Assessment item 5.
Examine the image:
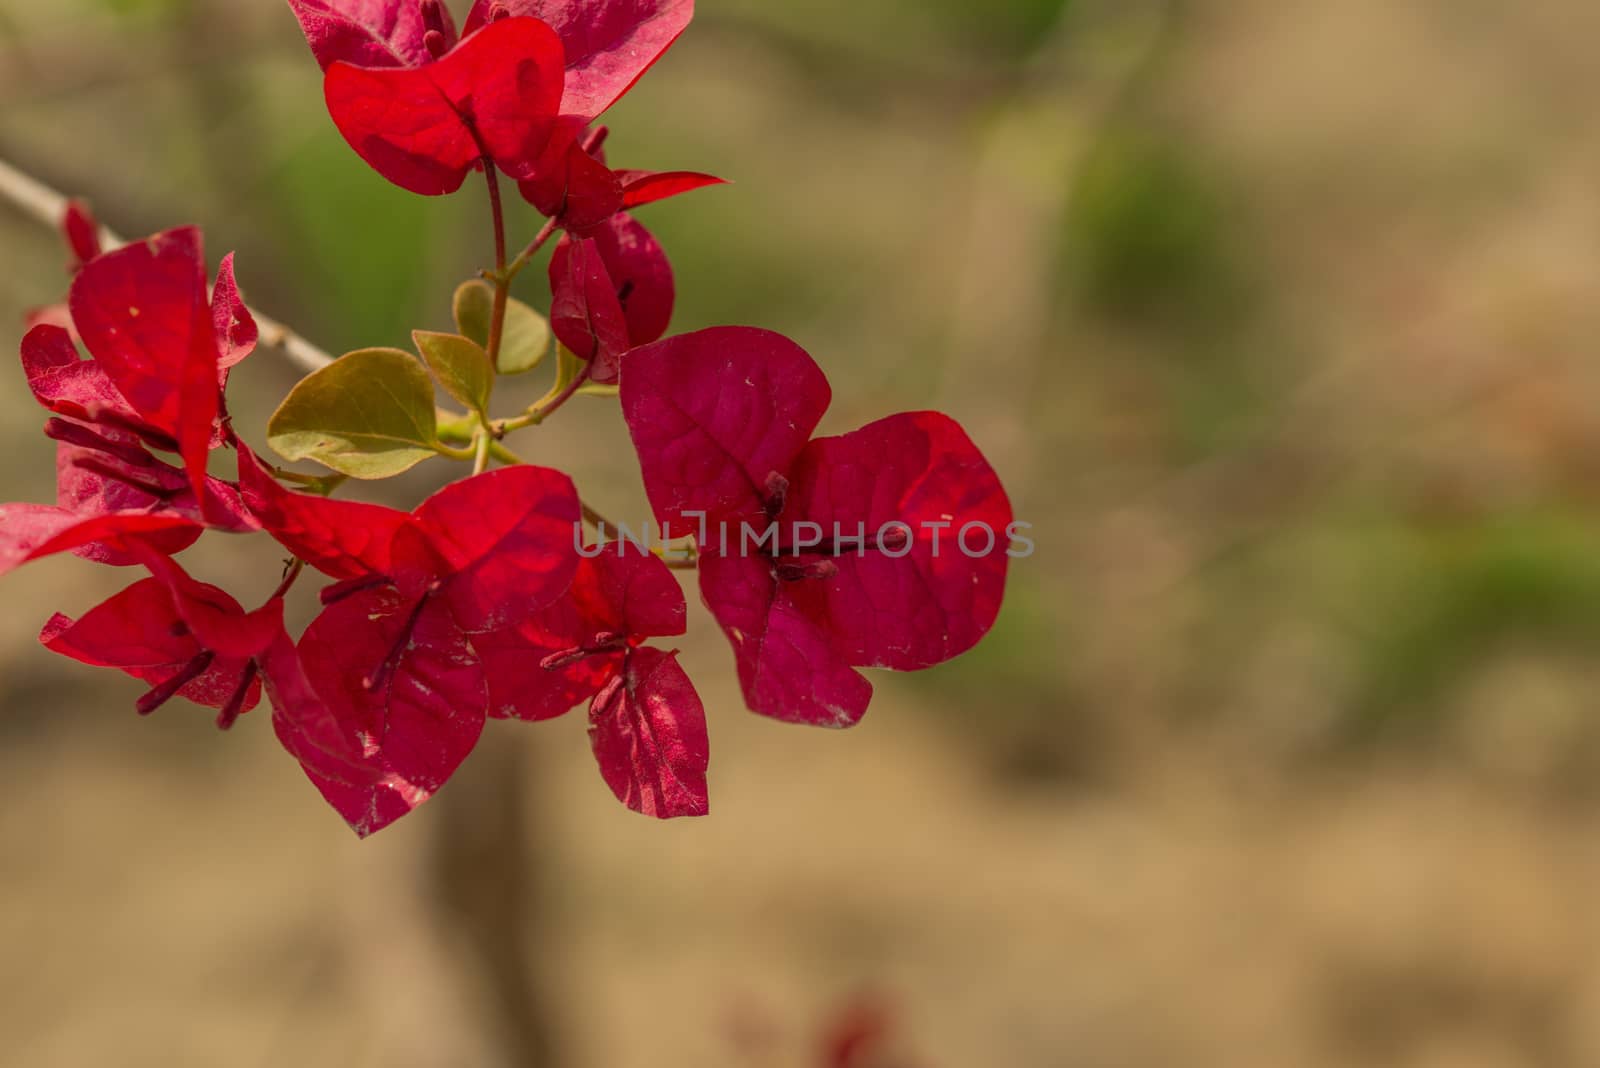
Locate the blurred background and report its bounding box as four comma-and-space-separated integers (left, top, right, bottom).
5, 0, 1600, 1065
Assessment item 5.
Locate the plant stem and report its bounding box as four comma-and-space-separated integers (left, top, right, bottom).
433, 440, 478, 463
506, 218, 558, 281
523, 362, 593, 428
270, 557, 307, 601
472, 429, 492, 476
482, 162, 511, 369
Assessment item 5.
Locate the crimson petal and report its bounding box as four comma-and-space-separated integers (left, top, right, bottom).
555, 213, 674, 350
621, 326, 830, 537
237, 446, 408, 580
323, 16, 565, 195
68, 227, 220, 510
413, 464, 582, 631
286, 0, 440, 71
212, 252, 259, 369
588, 645, 708, 817
548, 236, 630, 384
787, 412, 1012, 671
21, 325, 155, 440
476, 544, 682, 721
42, 578, 262, 714
615, 169, 726, 210
464, 0, 694, 122
0, 505, 197, 578
697, 551, 872, 728
297, 586, 488, 836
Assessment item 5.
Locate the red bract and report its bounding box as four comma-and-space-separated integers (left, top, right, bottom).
9, 229, 259, 562
40, 551, 281, 727
621, 327, 1013, 727
463, 0, 694, 124
295, 584, 488, 836
589, 645, 707, 817
550, 212, 675, 353
547, 235, 630, 384
0, 507, 198, 579
239, 447, 583, 834
472, 543, 707, 817
62, 199, 103, 269
518, 125, 723, 234
615, 168, 725, 210
322, 15, 565, 195
49, 421, 257, 565
287, 0, 454, 71
65, 226, 256, 518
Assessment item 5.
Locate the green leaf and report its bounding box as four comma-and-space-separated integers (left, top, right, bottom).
267, 348, 440, 479
452, 280, 552, 375
414, 330, 494, 415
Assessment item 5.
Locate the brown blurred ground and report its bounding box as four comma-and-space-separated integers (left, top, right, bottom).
6, 1, 1600, 1065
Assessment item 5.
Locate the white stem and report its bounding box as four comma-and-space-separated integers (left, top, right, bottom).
0, 155, 334, 373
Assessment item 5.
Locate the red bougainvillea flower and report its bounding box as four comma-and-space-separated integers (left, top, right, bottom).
64, 226, 255, 506
472, 543, 708, 817
238, 447, 582, 835
519, 124, 723, 233
547, 232, 630, 384
317, 11, 566, 195
549, 211, 677, 370
47, 416, 257, 565
462, 0, 695, 125
541, 129, 718, 379
288, 0, 458, 71
4, 226, 260, 564
60, 199, 103, 270
0, 507, 198, 579
41, 549, 283, 728
621, 327, 1013, 728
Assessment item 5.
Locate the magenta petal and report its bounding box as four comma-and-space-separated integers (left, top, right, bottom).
41, 579, 199, 670
615, 169, 726, 210
698, 551, 872, 728
136, 549, 287, 662
286, 0, 438, 71
69, 227, 213, 437
588, 646, 708, 818
260, 631, 388, 809
548, 236, 630, 383
578, 213, 674, 348
0, 504, 197, 578
621, 327, 831, 537
62, 199, 102, 267
464, 0, 694, 122
413, 465, 581, 632
52, 440, 202, 564
475, 544, 682, 721
211, 253, 259, 369
788, 412, 1013, 670
297, 587, 488, 837
42, 578, 261, 713
519, 141, 624, 230
573, 542, 686, 638
475, 618, 615, 722
68, 227, 220, 508
238, 447, 407, 580
21, 325, 147, 435
323, 16, 565, 195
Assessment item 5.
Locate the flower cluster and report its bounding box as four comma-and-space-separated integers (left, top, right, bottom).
0, 0, 1013, 835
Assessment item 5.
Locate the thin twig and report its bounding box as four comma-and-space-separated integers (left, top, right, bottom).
0, 154, 334, 374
